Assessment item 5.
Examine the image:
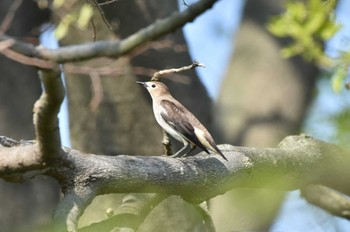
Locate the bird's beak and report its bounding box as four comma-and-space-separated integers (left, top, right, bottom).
136, 81, 147, 88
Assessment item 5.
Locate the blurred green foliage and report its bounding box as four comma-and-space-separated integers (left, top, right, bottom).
269, 0, 350, 147
53, 0, 94, 40
268, 0, 350, 93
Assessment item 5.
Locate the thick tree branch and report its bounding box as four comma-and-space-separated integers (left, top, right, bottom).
33, 69, 65, 161
0, 142, 41, 176
1, 135, 350, 230
1, 135, 350, 200
0, 0, 219, 64
54, 188, 98, 232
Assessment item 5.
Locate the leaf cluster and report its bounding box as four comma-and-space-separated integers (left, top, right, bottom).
268, 0, 350, 92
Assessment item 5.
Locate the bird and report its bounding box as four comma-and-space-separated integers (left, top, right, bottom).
137, 81, 227, 160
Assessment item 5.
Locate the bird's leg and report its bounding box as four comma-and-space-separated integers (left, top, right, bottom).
181, 144, 196, 157
171, 143, 191, 158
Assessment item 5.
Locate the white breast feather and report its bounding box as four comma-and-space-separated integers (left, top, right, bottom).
153, 104, 188, 145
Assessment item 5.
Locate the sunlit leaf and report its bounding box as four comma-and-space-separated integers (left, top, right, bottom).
53, 0, 64, 8
281, 43, 302, 58
267, 18, 289, 37
77, 4, 94, 29
287, 2, 307, 22
331, 65, 348, 92
304, 12, 325, 34
55, 14, 75, 40
318, 21, 341, 40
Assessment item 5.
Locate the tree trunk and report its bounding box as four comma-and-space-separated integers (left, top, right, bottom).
0, 1, 57, 232
57, 1, 212, 231
211, 0, 318, 231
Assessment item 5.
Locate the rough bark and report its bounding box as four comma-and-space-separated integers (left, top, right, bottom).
0, 1, 57, 232
1, 134, 350, 232
211, 0, 319, 230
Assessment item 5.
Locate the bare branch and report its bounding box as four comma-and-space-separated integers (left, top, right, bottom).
89, 72, 104, 111
1, 135, 350, 230
1, 46, 57, 69
2, 135, 350, 201
90, 17, 97, 42
54, 188, 98, 232
90, 0, 114, 31
0, 0, 219, 63
301, 185, 350, 220
0, 0, 23, 33
151, 60, 205, 81
97, 0, 120, 6
193, 202, 215, 232
0, 143, 42, 176
33, 69, 65, 161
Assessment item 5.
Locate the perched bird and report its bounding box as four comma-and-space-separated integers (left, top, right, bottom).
137, 81, 227, 160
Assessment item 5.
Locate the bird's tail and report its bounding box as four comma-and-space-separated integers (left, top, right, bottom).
214, 146, 228, 161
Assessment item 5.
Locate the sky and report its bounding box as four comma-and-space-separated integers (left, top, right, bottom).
179, 0, 244, 98
41, 0, 350, 231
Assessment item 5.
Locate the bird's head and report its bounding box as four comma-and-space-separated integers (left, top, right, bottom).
136, 81, 170, 98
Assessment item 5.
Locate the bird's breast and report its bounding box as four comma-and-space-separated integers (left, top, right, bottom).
153, 104, 186, 144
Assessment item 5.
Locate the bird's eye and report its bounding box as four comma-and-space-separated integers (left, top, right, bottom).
151, 84, 156, 88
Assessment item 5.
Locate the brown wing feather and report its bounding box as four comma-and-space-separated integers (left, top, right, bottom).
160, 100, 209, 154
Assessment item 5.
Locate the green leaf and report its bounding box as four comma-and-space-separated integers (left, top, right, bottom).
304, 12, 325, 34
287, 2, 307, 22
281, 43, 302, 58
267, 18, 289, 37
331, 66, 348, 92
318, 21, 341, 40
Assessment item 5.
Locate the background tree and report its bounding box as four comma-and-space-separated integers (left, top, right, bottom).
211, 0, 319, 230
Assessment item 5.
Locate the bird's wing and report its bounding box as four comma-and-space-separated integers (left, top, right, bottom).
160, 99, 209, 154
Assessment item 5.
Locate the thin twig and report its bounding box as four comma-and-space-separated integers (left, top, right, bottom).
151, 60, 205, 81
0, 0, 23, 34
90, 18, 97, 42
0, 0, 219, 63
0, 47, 57, 69
182, 0, 189, 7
98, 0, 120, 6
89, 72, 104, 112
91, 0, 114, 31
